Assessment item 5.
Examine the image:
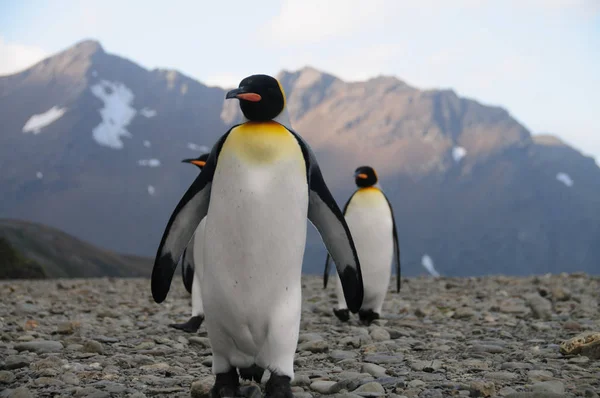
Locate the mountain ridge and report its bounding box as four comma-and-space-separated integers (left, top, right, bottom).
1, 39, 598, 277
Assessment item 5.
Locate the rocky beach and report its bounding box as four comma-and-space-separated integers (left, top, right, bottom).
1, 274, 599, 398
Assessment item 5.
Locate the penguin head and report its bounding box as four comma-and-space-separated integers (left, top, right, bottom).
225, 74, 286, 121
181, 153, 209, 170
354, 166, 378, 188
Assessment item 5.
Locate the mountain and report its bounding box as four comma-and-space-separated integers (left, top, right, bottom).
1, 39, 599, 277
0, 219, 151, 278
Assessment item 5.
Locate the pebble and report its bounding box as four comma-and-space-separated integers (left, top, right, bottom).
361, 363, 387, 378
470, 380, 495, 397
83, 340, 104, 354
310, 380, 337, 394
0, 275, 598, 397
0, 370, 16, 384
7, 387, 34, 398
369, 327, 391, 342
530, 380, 565, 394
298, 339, 329, 353
352, 381, 385, 396
14, 340, 63, 353
526, 294, 553, 320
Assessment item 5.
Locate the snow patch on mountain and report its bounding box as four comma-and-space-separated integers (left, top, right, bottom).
90, 80, 137, 149
187, 143, 210, 152
556, 172, 574, 187
452, 146, 467, 162
140, 107, 157, 118
138, 159, 161, 167
22, 106, 67, 134
421, 255, 440, 277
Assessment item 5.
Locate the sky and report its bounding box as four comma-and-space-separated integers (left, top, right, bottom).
1, 0, 599, 161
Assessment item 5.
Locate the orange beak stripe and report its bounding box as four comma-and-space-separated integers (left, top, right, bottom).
191, 160, 206, 167
357, 173, 368, 179
236, 93, 262, 102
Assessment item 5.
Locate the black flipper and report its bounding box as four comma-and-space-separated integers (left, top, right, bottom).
169, 315, 204, 333
181, 238, 195, 294
323, 192, 356, 289
151, 131, 232, 304
288, 129, 364, 313
383, 193, 401, 293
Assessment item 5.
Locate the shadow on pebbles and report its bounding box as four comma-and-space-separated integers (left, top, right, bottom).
0, 274, 599, 397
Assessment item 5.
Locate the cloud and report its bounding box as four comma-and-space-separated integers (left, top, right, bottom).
260, 0, 387, 45
203, 73, 243, 89
262, 0, 600, 46
0, 37, 48, 76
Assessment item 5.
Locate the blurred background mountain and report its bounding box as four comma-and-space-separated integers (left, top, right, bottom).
1, 1, 598, 278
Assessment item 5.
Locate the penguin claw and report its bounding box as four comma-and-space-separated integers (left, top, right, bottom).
333, 308, 350, 322
265, 374, 293, 398
168, 315, 204, 333
210, 368, 240, 398
238, 364, 265, 383
358, 309, 380, 326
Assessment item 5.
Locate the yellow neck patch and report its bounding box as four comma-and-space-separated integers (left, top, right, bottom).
223, 121, 301, 164
276, 79, 286, 109
348, 187, 386, 209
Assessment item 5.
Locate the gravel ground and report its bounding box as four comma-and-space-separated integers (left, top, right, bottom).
1, 274, 599, 398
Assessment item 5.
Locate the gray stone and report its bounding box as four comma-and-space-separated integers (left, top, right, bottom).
370, 327, 391, 342
352, 382, 385, 397
2, 355, 30, 370
530, 380, 565, 395
484, 371, 518, 381
470, 344, 506, 353
0, 370, 16, 384
408, 380, 426, 388
310, 380, 337, 394
292, 374, 311, 387
190, 377, 214, 398
505, 393, 565, 398
298, 339, 329, 353
364, 354, 403, 364
361, 363, 387, 378
469, 381, 496, 397
329, 350, 357, 361
526, 294, 553, 320
14, 340, 63, 353
7, 387, 33, 398
527, 369, 554, 382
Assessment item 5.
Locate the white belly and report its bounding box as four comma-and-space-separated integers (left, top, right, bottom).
190, 217, 206, 317
336, 189, 393, 314
201, 135, 308, 374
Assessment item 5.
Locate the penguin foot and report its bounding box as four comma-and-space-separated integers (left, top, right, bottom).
358, 309, 379, 326
265, 374, 293, 398
333, 308, 350, 322
169, 315, 204, 333
210, 368, 240, 398
238, 364, 265, 383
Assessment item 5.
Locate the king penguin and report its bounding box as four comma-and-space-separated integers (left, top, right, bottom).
151, 74, 364, 398
169, 153, 210, 333
323, 165, 401, 326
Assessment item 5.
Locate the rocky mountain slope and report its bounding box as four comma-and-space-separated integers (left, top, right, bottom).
1, 39, 599, 276
0, 219, 151, 278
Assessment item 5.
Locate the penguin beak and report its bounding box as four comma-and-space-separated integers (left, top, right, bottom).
356, 173, 368, 179
182, 159, 206, 167
226, 87, 262, 102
